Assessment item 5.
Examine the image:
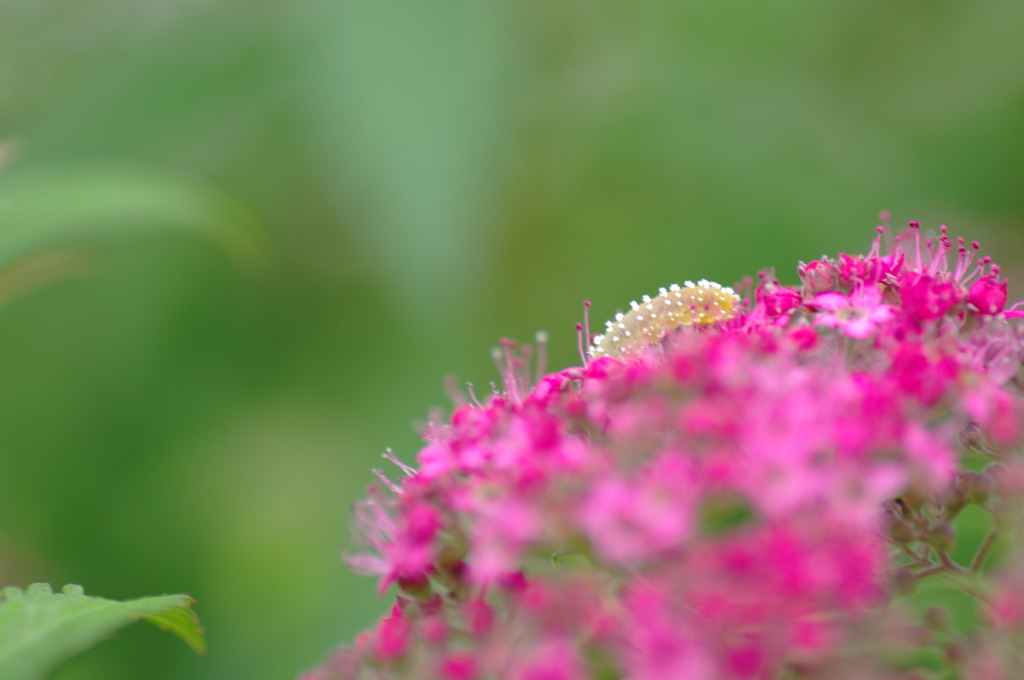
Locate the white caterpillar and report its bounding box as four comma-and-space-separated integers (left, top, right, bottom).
590, 280, 740, 358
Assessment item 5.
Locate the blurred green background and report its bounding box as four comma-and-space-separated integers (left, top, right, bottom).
2, 0, 1024, 678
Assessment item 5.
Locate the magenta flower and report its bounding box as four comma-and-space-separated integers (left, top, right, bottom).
303, 223, 1024, 679
970, 273, 1010, 315
808, 285, 894, 338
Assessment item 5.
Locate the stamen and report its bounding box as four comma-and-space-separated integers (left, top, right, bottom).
382, 449, 416, 477
372, 468, 403, 494
576, 323, 587, 366
444, 375, 467, 407
466, 381, 483, 408
909, 221, 923, 269
534, 330, 549, 383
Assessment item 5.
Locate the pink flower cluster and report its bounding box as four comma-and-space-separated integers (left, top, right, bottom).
304, 223, 1024, 679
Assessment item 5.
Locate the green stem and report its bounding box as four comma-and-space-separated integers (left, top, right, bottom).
970, 529, 1000, 573
934, 571, 989, 603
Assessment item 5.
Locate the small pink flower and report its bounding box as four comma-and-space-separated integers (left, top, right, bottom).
809, 285, 894, 338
373, 612, 411, 661
515, 641, 587, 680
440, 653, 477, 680
899, 271, 964, 322
756, 282, 803, 317
579, 453, 695, 564
889, 342, 960, 405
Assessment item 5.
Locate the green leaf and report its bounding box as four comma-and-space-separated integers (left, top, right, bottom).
293, 0, 510, 319
0, 583, 204, 680
141, 605, 206, 656
0, 164, 267, 271
699, 493, 756, 536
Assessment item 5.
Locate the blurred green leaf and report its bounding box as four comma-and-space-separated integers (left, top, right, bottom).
699, 493, 756, 536
0, 165, 267, 271
294, 0, 512, 315
141, 605, 206, 657
0, 583, 204, 680
0, 248, 91, 308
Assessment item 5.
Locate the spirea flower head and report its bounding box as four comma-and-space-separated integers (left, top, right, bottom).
304, 222, 1024, 679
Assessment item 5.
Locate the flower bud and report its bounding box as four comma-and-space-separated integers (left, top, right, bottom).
941, 484, 966, 517
959, 471, 995, 507
882, 513, 916, 544
969, 275, 1008, 315
798, 259, 838, 294
901, 486, 927, 511
926, 523, 956, 553
958, 422, 984, 452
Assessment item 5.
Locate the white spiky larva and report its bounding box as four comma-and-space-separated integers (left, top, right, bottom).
590, 280, 740, 358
